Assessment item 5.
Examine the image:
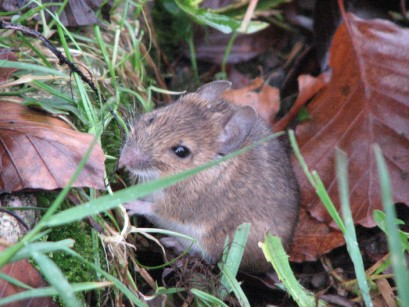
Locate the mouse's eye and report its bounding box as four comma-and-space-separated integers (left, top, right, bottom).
172, 145, 191, 158
142, 114, 155, 125
146, 116, 155, 124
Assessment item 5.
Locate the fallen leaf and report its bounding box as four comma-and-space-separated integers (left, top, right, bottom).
0, 50, 17, 82
293, 13, 409, 232
0, 245, 58, 307
289, 207, 344, 262
222, 77, 280, 123
0, 101, 105, 193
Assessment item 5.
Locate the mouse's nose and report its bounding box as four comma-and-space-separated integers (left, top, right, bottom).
118, 148, 149, 170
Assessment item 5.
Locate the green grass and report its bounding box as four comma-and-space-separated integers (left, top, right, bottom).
0, 282, 112, 305
336, 149, 372, 307
289, 129, 373, 305
289, 130, 408, 306
219, 223, 251, 306
374, 145, 409, 307
260, 235, 321, 306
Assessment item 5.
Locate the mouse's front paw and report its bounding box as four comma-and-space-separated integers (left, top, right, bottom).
123, 199, 154, 217
160, 237, 186, 254
160, 237, 206, 259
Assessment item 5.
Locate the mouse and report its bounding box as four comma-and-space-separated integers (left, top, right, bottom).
119, 80, 299, 273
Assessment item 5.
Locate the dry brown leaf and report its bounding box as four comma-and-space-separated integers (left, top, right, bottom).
293, 13, 409, 232
289, 207, 344, 262
0, 101, 105, 193
222, 77, 280, 123
0, 50, 17, 82
0, 245, 58, 307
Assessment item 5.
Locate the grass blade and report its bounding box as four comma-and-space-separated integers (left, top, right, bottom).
0, 282, 112, 305
0, 272, 33, 290
260, 234, 320, 306
65, 249, 147, 306
11, 242, 148, 306
289, 130, 346, 232
0, 60, 67, 76
218, 264, 250, 307
336, 149, 373, 307
135, 227, 198, 244
219, 223, 250, 298
31, 80, 74, 102
191, 288, 229, 307
374, 144, 409, 307
222, 223, 250, 277
30, 251, 80, 307
373, 210, 409, 252
11, 239, 75, 262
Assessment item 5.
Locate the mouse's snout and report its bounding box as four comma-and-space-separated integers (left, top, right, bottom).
119, 145, 150, 171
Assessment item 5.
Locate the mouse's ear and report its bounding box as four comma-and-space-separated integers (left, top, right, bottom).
217, 106, 257, 154
195, 81, 232, 101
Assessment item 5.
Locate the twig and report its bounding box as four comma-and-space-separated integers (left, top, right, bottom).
0, 207, 30, 231
239, 0, 259, 32
0, 19, 102, 101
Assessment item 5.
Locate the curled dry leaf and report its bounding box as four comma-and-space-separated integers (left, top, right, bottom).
291, 13, 409, 260
222, 77, 280, 123
0, 101, 105, 193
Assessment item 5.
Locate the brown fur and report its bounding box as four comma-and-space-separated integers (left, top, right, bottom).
119, 81, 299, 273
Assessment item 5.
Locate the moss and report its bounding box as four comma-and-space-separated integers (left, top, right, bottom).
37, 194, 101, 284
35, 194, 105, 304
47, 220, 96, 283
101, 115, 123, 184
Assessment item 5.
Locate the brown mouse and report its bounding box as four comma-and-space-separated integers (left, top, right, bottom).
119, 81, 299, 273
